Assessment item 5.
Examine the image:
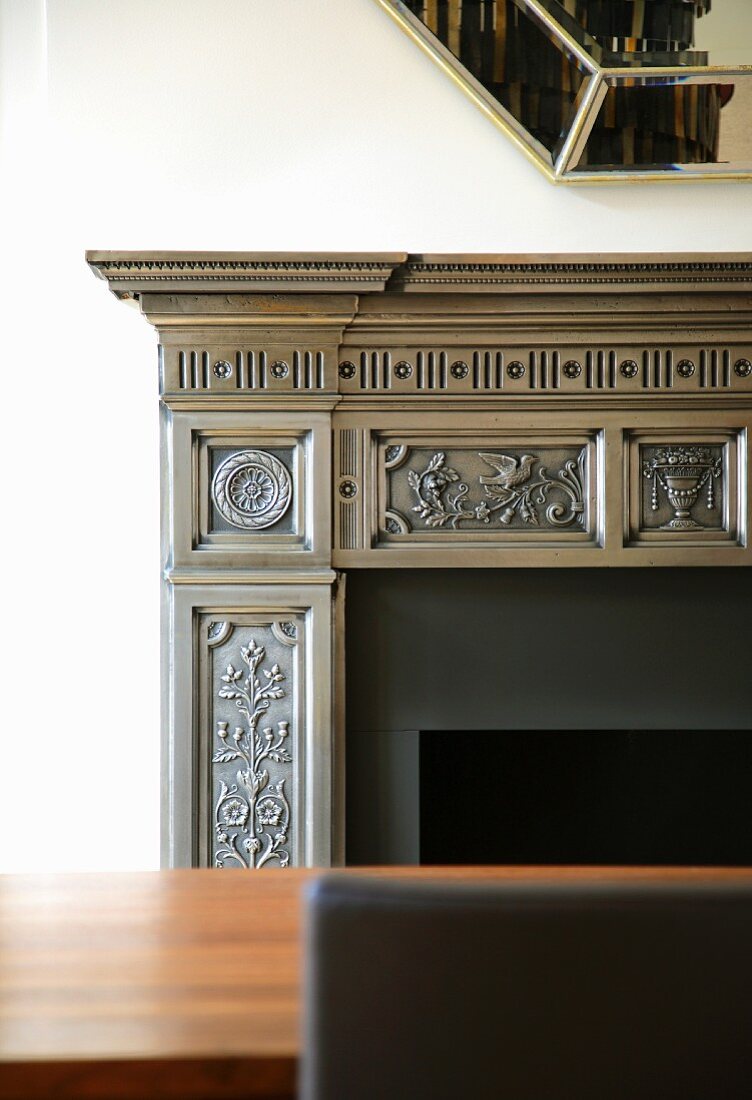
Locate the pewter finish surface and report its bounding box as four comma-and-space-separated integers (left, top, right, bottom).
641, 444, 724, 532
211, 622, 297, 869
167, 584, 332, 869
90, 252, 752, 872
389, 445, 588, 534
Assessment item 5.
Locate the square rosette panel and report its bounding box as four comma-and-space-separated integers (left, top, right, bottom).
195, 434, 306, 556
168, 410, 331, 570
209, 446, 297, 537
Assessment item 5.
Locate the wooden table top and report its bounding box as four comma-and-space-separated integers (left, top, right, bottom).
3, 866, 751, 1099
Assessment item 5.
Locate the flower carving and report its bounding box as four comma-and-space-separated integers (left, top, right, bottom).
228, 466, 276, 514
212, 450, 292, 530
221, 798, 249, 827
408, 452, 468, 528
257, 799, 283, 827
213, 636, 292, 870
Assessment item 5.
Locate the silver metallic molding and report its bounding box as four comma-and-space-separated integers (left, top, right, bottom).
166, 584, 333, 869
87, 251, 406, 295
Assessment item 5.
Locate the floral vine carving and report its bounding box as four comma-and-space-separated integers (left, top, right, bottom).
213, 638, 292, 869
407, 450, 586, 529
408, 453, 488, 528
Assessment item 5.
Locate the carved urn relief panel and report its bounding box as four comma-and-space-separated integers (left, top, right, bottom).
88, 252, 752, 867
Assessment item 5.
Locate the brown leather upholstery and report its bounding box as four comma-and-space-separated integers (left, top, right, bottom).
301, 876, 752, 1100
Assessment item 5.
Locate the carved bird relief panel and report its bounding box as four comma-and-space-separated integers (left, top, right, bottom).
381, 439, 596, 541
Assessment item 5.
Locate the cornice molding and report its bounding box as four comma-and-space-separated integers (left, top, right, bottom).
87, 252, 752, 401
88, 251, 752, 298
86, 251, 407, 297
389, 254, 752, 293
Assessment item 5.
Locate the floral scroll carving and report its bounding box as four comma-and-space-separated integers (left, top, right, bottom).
213, 637, 292, 868
406, 449, 586, 530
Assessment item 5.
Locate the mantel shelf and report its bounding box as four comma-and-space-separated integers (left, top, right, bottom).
87, 250, 752, 296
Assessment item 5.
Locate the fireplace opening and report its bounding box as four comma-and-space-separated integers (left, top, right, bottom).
419, 729, 752, 866
345, 569, 752, 865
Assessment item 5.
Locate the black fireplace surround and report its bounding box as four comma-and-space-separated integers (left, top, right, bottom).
346, 568, 752, 865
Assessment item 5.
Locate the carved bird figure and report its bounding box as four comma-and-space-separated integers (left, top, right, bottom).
479, 453, 538, 493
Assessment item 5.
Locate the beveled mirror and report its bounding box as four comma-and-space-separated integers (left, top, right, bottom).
376, 0, 752, 181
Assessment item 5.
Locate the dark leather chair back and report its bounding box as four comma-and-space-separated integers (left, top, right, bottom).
301, 875, 752, 1100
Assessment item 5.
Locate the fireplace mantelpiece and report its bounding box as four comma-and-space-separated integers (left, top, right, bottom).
87, 251, 752, 869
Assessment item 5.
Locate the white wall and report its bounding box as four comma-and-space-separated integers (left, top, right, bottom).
1, 0, 751, 872
697, 3, 752, 55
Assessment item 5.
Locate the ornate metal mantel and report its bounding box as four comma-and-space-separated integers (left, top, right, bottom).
87, 250, 752, 869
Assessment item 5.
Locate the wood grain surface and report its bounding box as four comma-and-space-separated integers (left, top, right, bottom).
2, 866, 751, 1099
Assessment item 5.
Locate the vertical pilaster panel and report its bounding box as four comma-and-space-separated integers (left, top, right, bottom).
165, 584, 334, 868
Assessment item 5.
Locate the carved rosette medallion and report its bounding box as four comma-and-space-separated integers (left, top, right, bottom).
212, 628, 296, 869
212, 450, 292, 530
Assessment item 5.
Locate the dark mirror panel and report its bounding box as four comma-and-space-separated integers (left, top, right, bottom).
392, 1, 752, 177
346, 569, 752, 733
402, 1, 591, 160
575, 77, 751, 169
560, 0, 712, 53
580, 80, 725, 167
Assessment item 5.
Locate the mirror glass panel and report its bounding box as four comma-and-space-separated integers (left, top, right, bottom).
573, 74, 752, 173
401, 1, 595, 164
393, 0, 752, 179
